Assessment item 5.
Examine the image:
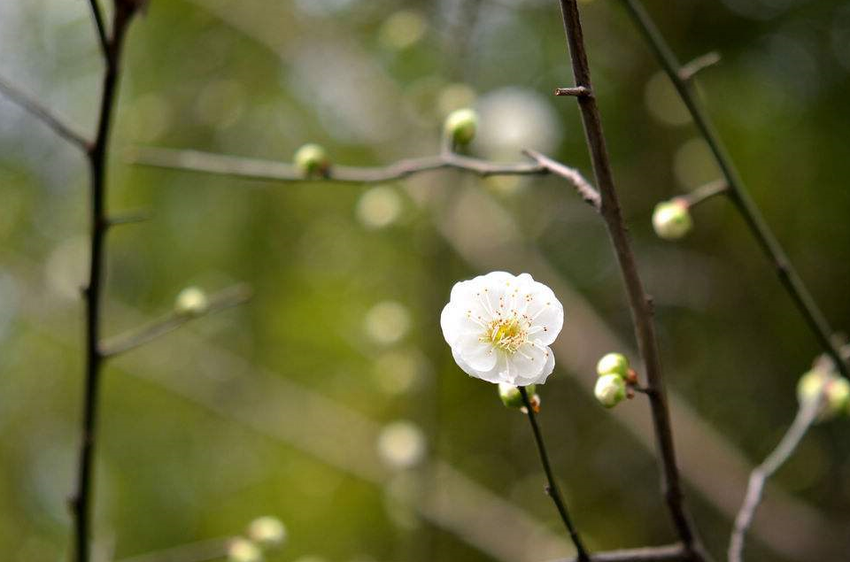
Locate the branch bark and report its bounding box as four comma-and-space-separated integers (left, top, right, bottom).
550, 543, 689, 562
71, 3, 140, 561
554, 1, 706, 558
618, 0, 849, 381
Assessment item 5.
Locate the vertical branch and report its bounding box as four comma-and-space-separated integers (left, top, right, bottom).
71, 2, 139, 561
519, 388, 590, 562
727, 397, 822, 562
617, 0, 849, 381
554, 1, 706, 558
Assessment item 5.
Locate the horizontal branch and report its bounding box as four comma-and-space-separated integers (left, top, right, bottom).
550, 543, 689, 562
129, 146, 547, 184
0, 75, 90, 150
100, 284, 252, 358
128, 147, 602, 210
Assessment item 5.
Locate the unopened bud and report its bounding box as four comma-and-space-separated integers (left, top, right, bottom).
294, 143, 330, 177
498, 382, 536, 409
444, 108, 478, 146
826, 377, 850, 417
652, 198, 692, 240
247, 516, 287, 550
174, 286, 208, 316
228, 538, 263, 562
797, 370, 850, 420
596, 353, 629, 379
595, 374, 626, 408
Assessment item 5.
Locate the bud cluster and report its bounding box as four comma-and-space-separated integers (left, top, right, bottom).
594, 352, 637, 409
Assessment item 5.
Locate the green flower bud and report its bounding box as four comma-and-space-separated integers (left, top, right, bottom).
596, 353, 629, 378
595, 374, 626, 409
294, 143, 330, 177
228, 538, 263, 562
797, 370, 828, 405
826, 378, 850, 417
444, 108, 478, 146
247, 516, 287, 550
498, 382, 536, 409
652, 198, 692, 240
174, 286, 208, 317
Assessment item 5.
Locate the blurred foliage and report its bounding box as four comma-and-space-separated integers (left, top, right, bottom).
1, 0, 849, 561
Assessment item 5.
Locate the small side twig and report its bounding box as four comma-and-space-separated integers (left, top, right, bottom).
519, 387, 590, 562
727, 396, 822, 562
678, 52, 720, 82
100, 284, 252, 358
87, 0, 109, 57
678, 179, 728, 209
554, 86, 592, 97
523, 149, 601, 209
0, 75, 90, 150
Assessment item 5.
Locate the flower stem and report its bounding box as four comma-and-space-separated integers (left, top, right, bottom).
519, 387, 590, 561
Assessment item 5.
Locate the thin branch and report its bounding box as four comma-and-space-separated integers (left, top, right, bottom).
129, 146, 548, 183
0, 75, 90, 150
71, 3, 140, 561
100, 284, 252, 358
678, 179, 728, 209
524, 149, 601, 209
115, 537, 232, 562
554, 86, 592, 97
618, 0, 849, 381
727, 396, 822, 562
678, 52, 721, 82
554, 1, 707, 559
519, 387, 590, 562
88, 0, 110, 57
550, 543, 689, 562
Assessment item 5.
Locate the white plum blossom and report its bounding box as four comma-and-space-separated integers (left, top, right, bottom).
440, 271, 563, 386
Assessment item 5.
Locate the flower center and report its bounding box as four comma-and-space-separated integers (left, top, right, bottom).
482, 316, 527, 354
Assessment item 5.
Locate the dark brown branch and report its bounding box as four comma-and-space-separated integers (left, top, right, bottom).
71, 3, 140, 562
678, 179, 728, 209
87, 0, 109, 57
520, 387, 590, 561
619, 0, 849, 381
678, 52, 720, 82
555, 1, 706, 558
727, 396, 822, 562
551, 543, 689, 562
554, 86, 592, 97
100, 284, 252, 358
0, 75, 90, 150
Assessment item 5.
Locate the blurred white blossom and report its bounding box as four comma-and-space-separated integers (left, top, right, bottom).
364, 301, 411, 345
377, 421, 426, 469
476, 88, 561, 159
356, 186, 403, 229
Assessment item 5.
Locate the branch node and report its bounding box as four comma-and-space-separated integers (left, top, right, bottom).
678, 51, 721, 82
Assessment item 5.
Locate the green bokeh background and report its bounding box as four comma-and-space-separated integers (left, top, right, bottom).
1, 0, 849, 561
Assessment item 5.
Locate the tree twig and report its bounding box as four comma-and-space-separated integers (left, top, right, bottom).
678, 179, 727, 209
100, 284, 252, 358
727, 396, 822, 562
678, 52, 720, 82
618, 0, 849, 381
554, 1, 707, 559
519, 387, 590, 562
0, 75, 90, 150
523, 149, 601, 209
71, 3, 141, 561
88, 0, 109, 57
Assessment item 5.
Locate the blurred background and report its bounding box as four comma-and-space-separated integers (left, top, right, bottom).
1, 0, 849, 561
